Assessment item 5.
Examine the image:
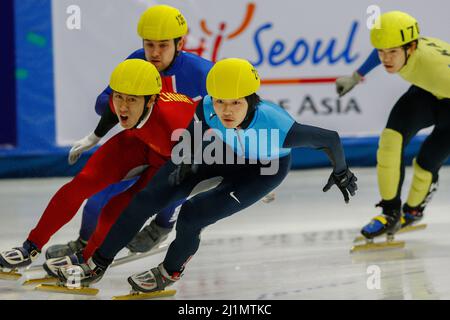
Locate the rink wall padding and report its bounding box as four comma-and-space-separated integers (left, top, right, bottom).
1, 0, 449, 178
0, 136, 432, 178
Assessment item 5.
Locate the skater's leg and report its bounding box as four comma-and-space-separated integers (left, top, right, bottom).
82, 163, 161, 260
1, 132, 147, 268
126, 156, 291, 293
127, 176, 224, 253
27, 132, 145, 250
403, 99, 450, 223
378, 86, 435, 208
164, 157, 291, 273
363, 86, 436, 238
94, 160, 205, 261
79, 179, 137, 241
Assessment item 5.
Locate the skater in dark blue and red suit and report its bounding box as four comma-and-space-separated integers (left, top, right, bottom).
0, 59, 199, 272
44, 4, 214, 259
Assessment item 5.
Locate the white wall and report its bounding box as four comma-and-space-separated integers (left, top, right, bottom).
52, 0, 450, 145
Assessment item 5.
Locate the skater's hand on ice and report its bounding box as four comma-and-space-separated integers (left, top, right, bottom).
323, 168, 358, 203
168, 162, 199, 186
68, 132, 101, 165
335, 72, 362, 97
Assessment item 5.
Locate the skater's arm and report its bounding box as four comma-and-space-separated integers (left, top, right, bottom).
95, 87, 113, 115
335, 49, 381, 97
67, 95, 117, 165
356, 49, 381, 77
93, 102, 119, 138
283, 123, 347, 173
284, 123, 357, 203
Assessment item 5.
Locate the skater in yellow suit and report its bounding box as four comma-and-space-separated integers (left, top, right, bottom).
336, 11, 450, 239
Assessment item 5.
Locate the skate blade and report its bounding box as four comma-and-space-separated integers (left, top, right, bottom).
112, 289, 176, 300
353, 223, 427, 243
111, 244, 168, 268
22, 276, 57, 286
0, 270, 22, 280
35, 284, 99, 296
397, 223, 427, 234
350, 240, 405, 253
25, 264, 43, 272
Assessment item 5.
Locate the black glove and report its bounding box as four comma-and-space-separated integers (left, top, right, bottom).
168, 162, 199, 186
322, 168, 358, 203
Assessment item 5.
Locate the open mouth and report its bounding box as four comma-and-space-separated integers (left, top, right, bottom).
120, 115, 129, 122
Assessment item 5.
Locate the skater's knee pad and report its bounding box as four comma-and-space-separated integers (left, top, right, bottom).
377, 129, 403, 200
407, 158, 433, 207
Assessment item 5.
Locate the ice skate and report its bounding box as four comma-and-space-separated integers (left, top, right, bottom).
35, 258, 104, 295
351, 204, 404, 253
23, 253, 83, 286
0, 241, 40, 280
126, 220, 171, 253
112, 263, 179, 300
353, 215, 427, 243
398, 203, 427, 234
26, 237, 87, 273
45, 237, 87, 259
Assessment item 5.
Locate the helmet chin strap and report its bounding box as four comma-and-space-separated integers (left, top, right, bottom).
237, 104, 257, 129
402, 42, 416, 67
133, 95, 155, 129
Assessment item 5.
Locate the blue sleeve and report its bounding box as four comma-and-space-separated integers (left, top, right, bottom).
95, 87, 112, 115
356, 49, 381, 77
283, 123, 347, 173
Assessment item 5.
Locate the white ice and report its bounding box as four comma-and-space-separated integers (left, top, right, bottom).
1, 167, 450, 300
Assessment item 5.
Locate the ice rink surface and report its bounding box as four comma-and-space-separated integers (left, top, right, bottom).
1, 166, 449, 300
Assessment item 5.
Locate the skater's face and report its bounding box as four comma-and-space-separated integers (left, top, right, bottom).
112, 92, 155, 129
213, 98, 249, 129
377, 45, 415, 73
143, 38, 184, 72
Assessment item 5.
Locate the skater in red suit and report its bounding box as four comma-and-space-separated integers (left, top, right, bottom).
0, 59, 197, 273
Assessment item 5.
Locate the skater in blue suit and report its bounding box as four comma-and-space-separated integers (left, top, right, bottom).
57, 58, 358, 292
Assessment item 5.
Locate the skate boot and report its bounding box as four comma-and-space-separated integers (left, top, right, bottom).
361, 202, 402, 240
0, 240, 40, 270
112, 263, 179, 300
43, 252, 84, 278
45, 237, 87, 259
56, 257, 107, 288
35, 253, 111, 295
351, 202, 404, 252
22, 252, 84, 286
401, 180, 437, 229
126, 220, 172, 253
129, 263, 181, 293
401, 204, 424, 228
0, 241, 40, 280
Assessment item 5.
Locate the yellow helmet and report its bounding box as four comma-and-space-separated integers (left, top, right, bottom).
109, 59, 162, 96
137, 5, 188, 40
206, 58, 261, 99
370, 11, 420, 49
